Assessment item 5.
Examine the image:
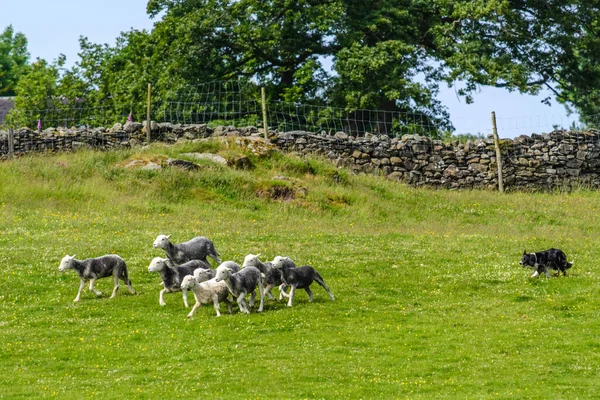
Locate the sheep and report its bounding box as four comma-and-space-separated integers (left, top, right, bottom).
214, 264, 264, 314
186, 261, 240, 304
271, 256, 335, 307
147, 257, 210, 307
153, 234, 221, 265
180, 275, 233, 317
192, 260, 240, 283
241, 253, 288, 301
58, 254, 136, 302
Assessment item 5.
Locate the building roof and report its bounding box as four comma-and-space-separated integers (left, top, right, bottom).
0, 97, 14, 125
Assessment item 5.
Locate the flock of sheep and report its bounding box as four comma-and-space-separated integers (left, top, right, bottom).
58, 234, 335, 317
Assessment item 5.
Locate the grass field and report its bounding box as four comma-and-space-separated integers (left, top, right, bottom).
1, 139, 600, 399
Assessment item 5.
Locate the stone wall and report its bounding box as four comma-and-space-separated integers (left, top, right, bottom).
2, 121, 600, 191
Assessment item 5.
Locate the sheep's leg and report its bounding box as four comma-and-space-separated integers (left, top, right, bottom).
264, 284, 276, 300
315, 276, 335, 300
279, 284, 290, 300
237, 293, 250, 314
124, 277, 136, 294
248, 291, 256, 309
89, 279, 104, 297
287, 284, 297, 307
159, 288, 171, 306
210, 253, 222, 264
212, 294, 221, 317
182, 289, 190, 308
110, 274, 120, 298
305, 286, 314, 302
187, 302, 201, 318
224, 298, 233, 314
257, 281, 264, 312
74, 279, 86, 302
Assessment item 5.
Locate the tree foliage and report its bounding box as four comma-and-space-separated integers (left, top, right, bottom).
0, 25, 30, 96
8, 1, 600, 133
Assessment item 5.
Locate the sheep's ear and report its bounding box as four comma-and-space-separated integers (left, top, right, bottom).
71, 254, 76, 259
166, 234, 172, 239
256, 253, 261, 258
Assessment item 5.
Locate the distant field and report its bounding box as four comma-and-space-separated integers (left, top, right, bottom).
1, 139, 599, 399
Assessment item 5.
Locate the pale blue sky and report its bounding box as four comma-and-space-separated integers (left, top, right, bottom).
1, 0, 579, 138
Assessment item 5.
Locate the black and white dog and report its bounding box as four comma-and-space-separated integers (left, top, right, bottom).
520, 248, 573, 278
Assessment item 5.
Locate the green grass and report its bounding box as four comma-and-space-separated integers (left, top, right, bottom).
1, 141, 600, 399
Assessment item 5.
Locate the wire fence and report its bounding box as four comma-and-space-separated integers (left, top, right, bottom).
0, 80, 594, 139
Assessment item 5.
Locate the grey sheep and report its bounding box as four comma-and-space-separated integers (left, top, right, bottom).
153, 234, 221, 264
215, 264, 264, 314
242, 253, 288, 300
271, 256, 335, 307
148, 257, 210, 307
58, 254, 136, 302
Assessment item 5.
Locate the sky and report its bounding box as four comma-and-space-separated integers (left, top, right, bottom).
1, 0, 579, 139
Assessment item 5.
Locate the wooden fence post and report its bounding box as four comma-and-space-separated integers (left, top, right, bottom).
8, 128, 14, 159
147, 83, 152, 143
261, 87, 268, 139
491, 111, 504, 193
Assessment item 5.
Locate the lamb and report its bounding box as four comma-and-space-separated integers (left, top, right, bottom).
186, 261, 240, 303
192, 260, 240, 283
241, 253, 288, 300
180, 275, 233, 317
147, 257, 210, 307
214, 264, 264, 314
153, 234, 221, 264
58, 254, 136, 302
271, 256, 335, 307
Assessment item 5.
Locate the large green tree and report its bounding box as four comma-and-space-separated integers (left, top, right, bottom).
0, 25, 30, 96
433, 0, 600, 123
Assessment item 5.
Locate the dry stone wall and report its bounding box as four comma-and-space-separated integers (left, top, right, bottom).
2, 122, 600, 191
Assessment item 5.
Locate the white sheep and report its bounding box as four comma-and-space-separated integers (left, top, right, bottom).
180, 275, 233, 317
185, 261, 240, 303
58, 254, 136, 302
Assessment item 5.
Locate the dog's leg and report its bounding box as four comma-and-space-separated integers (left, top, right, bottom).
530, 270, 539, 278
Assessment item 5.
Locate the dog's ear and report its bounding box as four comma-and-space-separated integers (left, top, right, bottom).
523, 250, 527, 255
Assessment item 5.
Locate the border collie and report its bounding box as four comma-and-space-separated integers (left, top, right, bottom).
520, 248, 573, 278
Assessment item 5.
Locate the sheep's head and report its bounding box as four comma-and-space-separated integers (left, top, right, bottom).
193, 268, 213, 283
153, 234, 171, 249
58, 255, 76, 272
180, 275, 196, 290
272, 256, 289, 269
242, 253, 261, 269
214, 265, 231, 282
148, 257, 168, 273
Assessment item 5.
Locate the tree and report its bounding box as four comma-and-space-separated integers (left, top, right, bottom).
5, 59, 59, 127
0, 25, 30, 96
144, 0, 453, 135
432, 0, 600, 122
12, 1, 600, 133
